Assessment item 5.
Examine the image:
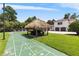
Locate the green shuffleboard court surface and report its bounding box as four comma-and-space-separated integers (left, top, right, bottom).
3, 32, 67, 56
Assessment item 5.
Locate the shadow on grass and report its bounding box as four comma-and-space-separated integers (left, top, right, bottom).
66, 34, 79, 36
22, 34, 46, 39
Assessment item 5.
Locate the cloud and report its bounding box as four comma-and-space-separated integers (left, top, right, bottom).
59, 3, 79, 10
4, 4, 57, 11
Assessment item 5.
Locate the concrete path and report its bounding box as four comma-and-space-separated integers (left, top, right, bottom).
3, 32, 67, 56
49, 31, 76, 34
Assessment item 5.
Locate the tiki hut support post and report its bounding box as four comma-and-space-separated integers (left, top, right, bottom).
46, 28, 48, 35
26, 29, 28, 35
47, 28, 48, 35
27, 29, 30, 35
42, 29, 44, 35
42, 30, 44, 36
36, 29, 38, 37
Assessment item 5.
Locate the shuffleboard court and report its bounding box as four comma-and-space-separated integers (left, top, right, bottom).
3, 32, 67, 56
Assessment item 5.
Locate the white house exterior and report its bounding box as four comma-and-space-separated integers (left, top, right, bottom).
49, 25, 54, 31
53, 19, 75, 31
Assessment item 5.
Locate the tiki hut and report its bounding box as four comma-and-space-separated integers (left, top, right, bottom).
25, 19, 50, 36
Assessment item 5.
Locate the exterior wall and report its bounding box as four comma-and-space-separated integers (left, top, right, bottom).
53, 19, 75, 31
49, 25, 54, 31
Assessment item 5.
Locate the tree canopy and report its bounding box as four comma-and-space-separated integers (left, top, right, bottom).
69, 21, 79, 35
64, 13, 70, 19
64, 13, 79, 20
25, 16, 37, 24
0, 5, 19, 32
47, 19, 55, 25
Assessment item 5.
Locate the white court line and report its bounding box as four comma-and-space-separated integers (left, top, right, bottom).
19, 40, 25, 56
34, 41, 67, 56
12, 33, 16, 56
13, 33, 24, 56
15, 33, 27, 56
13, 33, 23, 56
15, 33, 36, 56
15, 33, 64, 56
24, 42, 36, 56
35, 40, 66, 56
46, 52, 53, 56
31, 40, 58, 56
19, 37, 56, 56
25, 39, 56, 56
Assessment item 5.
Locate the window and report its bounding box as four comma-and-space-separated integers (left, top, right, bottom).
58, 22, 62, 25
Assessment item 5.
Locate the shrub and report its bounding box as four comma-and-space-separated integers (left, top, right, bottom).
69, 21, 79, 35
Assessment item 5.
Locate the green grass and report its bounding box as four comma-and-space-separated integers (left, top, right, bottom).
33, 33, 79, 56
0, 32, 9, 55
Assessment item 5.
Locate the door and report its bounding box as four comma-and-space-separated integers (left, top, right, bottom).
55, 27, 59, 31
61, 27, 66, 31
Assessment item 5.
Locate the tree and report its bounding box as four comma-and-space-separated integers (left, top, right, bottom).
64, 13, 70, 19
64, 13, 79, 20
25, 16, 37, 24
0, 5, 18, 32
64, 13, 79, 24
32, 16, 37, 20
70, 13, 79, 20
69, 21, 79, 35
3, 6, 17, 21
4, 20, 13, 31
0, 5, 17, 22
47, 19, 55, 25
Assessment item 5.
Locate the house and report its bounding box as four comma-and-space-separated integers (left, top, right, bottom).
49, 25, 54, 31
53, 19, 75, 31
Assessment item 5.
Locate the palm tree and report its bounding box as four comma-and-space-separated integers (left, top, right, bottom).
64, 13, 70, 19
70, 13, 79, 20
64, 13, 70, 24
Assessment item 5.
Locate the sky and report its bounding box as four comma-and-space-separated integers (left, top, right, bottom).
0, 3, 79, 22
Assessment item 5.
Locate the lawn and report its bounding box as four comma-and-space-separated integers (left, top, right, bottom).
0, 32, 9, 55
33, 33, 79, 56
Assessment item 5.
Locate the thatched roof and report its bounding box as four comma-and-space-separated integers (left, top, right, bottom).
25, 19, 50, 29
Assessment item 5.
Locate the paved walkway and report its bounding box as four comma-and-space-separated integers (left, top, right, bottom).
3, 32, 67, 56
49, 31, 76, 34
